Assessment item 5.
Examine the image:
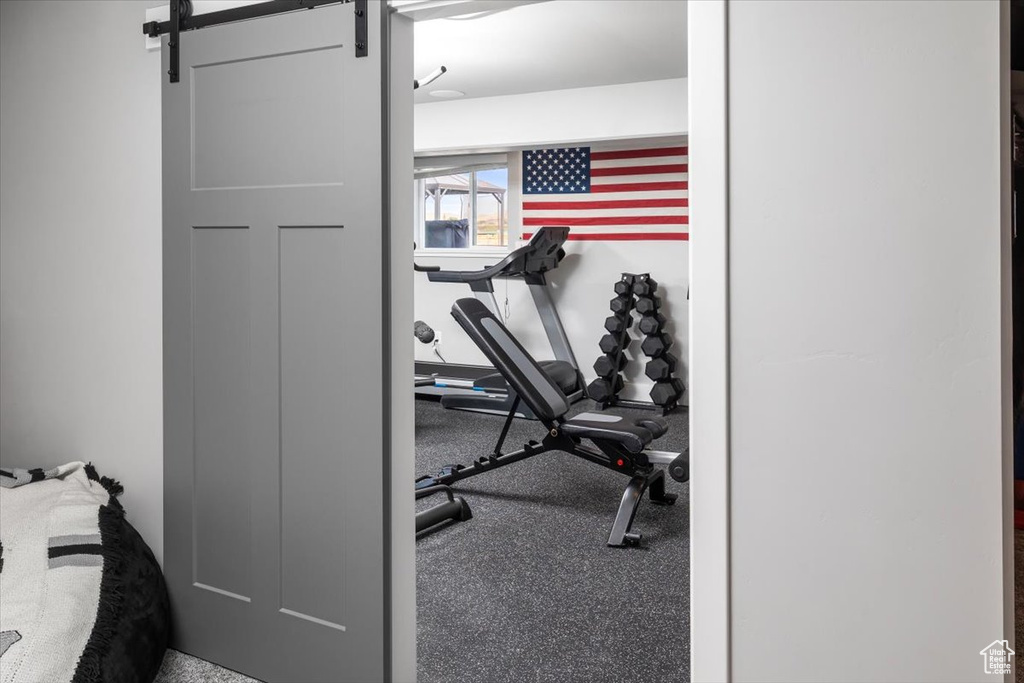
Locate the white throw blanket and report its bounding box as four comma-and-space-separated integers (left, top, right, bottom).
0, 462, 109, 683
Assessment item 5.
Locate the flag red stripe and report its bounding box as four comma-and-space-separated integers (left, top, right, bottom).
523, 232, 689, 241
589, 181, 688, 193
590, 164, 688, 177
590, 147, 688, 161
524, 215, 688, 226
523, 198, 688, 211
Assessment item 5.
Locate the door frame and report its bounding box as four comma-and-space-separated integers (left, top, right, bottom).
685, 2, 730, 680
1000, 0, 1016, 665
385, 8, 417, 683
684, 2, 1016, 681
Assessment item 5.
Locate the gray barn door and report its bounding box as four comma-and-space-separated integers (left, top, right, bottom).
162, 4, 389, 682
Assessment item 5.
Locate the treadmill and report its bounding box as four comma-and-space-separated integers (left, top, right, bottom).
415, 226, 584, 418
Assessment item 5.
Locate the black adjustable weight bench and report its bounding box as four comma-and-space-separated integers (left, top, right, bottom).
415, 297, 690, 547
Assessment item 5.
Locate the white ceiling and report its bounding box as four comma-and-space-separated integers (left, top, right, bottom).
413, 0, 687, 103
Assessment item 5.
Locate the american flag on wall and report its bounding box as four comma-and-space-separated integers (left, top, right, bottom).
521, 143, 688, 241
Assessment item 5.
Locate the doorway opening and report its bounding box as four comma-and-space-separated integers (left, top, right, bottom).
407, 2, 691, 680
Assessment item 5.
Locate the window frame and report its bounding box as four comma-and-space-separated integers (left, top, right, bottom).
413, 152, 522, 255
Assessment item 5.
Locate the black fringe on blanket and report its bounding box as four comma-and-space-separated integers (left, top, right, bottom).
71, 468, 169, 683
84, 463, 125, 500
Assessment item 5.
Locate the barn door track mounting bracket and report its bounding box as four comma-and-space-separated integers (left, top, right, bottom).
143, 0, 368, 84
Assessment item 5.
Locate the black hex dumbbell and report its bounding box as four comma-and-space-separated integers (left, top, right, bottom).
650, 378, 685, 406
609, 295, 632, 315
638, 312, 667, 336
599, 333, 622, 355
633, 275, 659, 298
645, 352, 678, 381
605, 314, 630, 334
641, 333, 673, 358
635, 296, 661, 315
613, 278, 634, 297
588, 375, 625, 402
594, 353, 628, 378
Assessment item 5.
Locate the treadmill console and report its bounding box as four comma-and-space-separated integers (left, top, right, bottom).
514, 226, 569, 276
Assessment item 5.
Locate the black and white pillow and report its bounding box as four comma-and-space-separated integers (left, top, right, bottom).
0, 462, 168, 683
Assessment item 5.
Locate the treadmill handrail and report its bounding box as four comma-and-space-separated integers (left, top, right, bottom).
426, 252, 519, 283
423, 226, 568, 284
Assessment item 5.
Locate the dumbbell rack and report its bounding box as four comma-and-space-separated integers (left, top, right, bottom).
586, 273, 637, 407
633, 274, 685, 414
587, 273, 685, 416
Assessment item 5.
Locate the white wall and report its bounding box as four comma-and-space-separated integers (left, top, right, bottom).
714, 1, 1011, 680
414, 83, 689, 403
0, 1, 164, 564
415, 78, 688, 153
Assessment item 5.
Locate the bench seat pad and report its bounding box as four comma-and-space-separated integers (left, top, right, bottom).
562, 412, 657, 454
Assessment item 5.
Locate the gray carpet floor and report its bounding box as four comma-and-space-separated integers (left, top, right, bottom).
153, 399, 690, 683
416, 398, 690, 683
155, 650, 260, 683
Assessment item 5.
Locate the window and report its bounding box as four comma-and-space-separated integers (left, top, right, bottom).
414, 154, 515, 250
